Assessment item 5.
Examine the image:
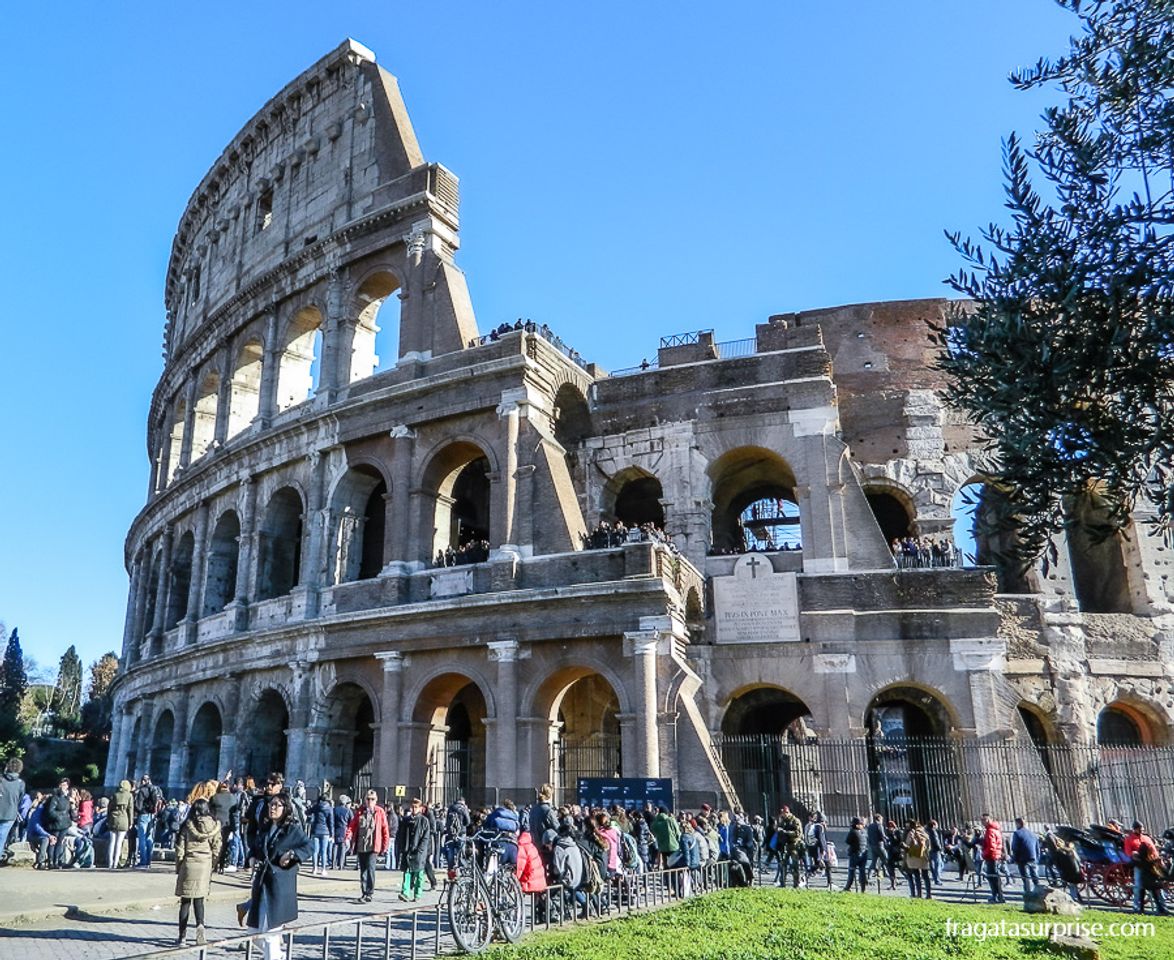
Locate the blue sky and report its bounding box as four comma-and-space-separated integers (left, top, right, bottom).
0, 1, 1076, 672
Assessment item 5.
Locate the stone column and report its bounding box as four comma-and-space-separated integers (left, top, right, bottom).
285, 662, 312, 781
166, 693, 191, 795
218, 677, 242, 775
375, 652, 405, 787
213, 346, 233, 446
120, 557, 142, 665
105, 706, 127, 789
488, 640, 522, 791
319, 269, 350, 402
492, 393, 521, 554
385, 426, 416, 568
179, 379, 198, 470
182, 502, 209, 644
129, 551, 151, 664
257, 308, 280, 428
299, 450, 329, 618
623, 630, 663, 777
131, 702, 155, 782
230, 477, 257, 631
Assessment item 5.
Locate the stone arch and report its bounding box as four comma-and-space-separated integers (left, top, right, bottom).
862, 481, 916, 542
408, 671, 491, 805
240, 688, 289, 779
203, 509, 240, 616
276, 305, 323, 411
227, 338, 264, 439
349, 269, 401, 381
1018, 702, 1057, 751
328, 464, 388, 584
419, 440, 495, 561
1097, 700, 1166, 747
187, 701, 223, 783
1065, 491, 1132, 613
125, 715, 143, 782
166, 530, 196, 628
149, 709, 175, 787
721, 685, 814, 737
864, 682, 958, 737
256, 486, 303, 600
315, 681, 378, 797
142, 547, 162, 646
191, 370, 219, 461
552, 382, 592, 449
952, 478, 1029, 591
532, 665, 628, 797
166, 397, 186, 484
602, 467, 665, 529
708, 446, 802, 552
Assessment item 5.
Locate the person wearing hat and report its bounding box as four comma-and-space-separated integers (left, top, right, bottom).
843, 817, 867, 892
1124, 821, 1169, 915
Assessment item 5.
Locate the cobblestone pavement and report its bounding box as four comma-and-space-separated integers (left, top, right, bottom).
0, 861, 1144, 960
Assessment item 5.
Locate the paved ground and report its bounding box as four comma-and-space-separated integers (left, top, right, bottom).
0, 860, 1146, 960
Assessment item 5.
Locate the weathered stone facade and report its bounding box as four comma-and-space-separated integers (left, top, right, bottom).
107, 40, 1174, 814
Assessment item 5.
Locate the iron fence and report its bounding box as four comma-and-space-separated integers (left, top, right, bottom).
550, 735, 622, 804
716, 735, 1174, 829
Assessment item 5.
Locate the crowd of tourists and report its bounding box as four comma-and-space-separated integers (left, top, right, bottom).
432, 539, 491, 567
581, 520, 677, 551
468, 319, 588, 368
890, 535, 964, 569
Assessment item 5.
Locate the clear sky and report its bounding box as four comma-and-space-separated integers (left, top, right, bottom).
0, 1, 1077, 672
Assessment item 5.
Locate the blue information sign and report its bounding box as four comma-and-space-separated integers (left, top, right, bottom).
576, 777, 673, 811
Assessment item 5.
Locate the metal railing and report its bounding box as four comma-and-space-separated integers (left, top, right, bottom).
659, 330, 712, 347
611, 335, 759, 376
138, 861, 731, 959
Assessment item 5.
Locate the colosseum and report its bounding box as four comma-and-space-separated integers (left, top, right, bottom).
107, 39, 1174, 826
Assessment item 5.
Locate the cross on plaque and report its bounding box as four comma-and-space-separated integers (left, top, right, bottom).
746, 556, 762, 579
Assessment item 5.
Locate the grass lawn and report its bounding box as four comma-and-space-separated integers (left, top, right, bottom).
489, 888, 1174, 959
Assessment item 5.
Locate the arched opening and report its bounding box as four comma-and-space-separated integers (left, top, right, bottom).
202, 511, 240, 616
125, 717, 142, 781
543, 671, 622, 800
718, 687, 815, 817
953, 480, 1030, 591
166, 399, 186, 484
864, 487, 914, 542
191, 371, 219, 461
1097, 704, 1147, 747
227, 340, 263, 439
424, 443, 492, 561
1065, 491, 1131, 613
166, 531, 195, 628
709, 447, 802, 553
329, 466, 387, 584
351, 272, 401, 381
257, 487, 303, 601
276, 307, 323, 411
613, 474, 665, 529
187, 702, 223, 783
552, 383, 592, 450
142, 550, 162, 645
319, 683, 377, 798
415, 675, 488, 806
865, 686, 960, 825
149, 710, 175, 788
241, 690, 289, 779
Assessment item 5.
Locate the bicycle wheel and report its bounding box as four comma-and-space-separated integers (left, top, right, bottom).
490, 869, 525, 943
447, 876, 492, 954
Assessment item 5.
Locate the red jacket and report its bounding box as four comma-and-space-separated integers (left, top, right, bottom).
982, 821, 1004, 862
515, 831, 548, 893
1124, 831, 1158, 863
345, 804, 390, 856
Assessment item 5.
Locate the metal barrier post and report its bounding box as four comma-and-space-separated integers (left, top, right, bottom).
356, 918, 363, 958
386, 914, 394, 960
323, 923, 331, 960
434, 903, 441, 956
410, 910, 419, 960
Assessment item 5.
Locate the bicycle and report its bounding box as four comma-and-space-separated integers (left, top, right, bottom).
446, 829, 525, 953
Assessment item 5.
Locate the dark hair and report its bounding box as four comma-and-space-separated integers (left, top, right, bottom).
189, 798, 213, 821
266, 791, 292, 824
4, 758, 22, 775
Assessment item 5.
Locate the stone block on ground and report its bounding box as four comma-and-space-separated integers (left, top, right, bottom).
1024, 885, 1082, 916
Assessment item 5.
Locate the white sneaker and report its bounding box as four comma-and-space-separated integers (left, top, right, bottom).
225, 865, 239, 873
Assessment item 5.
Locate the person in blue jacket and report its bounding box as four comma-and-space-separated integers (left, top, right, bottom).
307, 791, 334, 875
26, 797, 51, 868
331, 796, 351, 870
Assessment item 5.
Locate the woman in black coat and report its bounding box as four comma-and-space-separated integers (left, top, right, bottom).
242, 793, 312, 959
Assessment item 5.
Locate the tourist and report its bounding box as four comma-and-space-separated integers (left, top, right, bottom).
1124, 821, 1169, 916
444, 796, 471, 868
516, 827, 548, 894
1011, 816, 1041, 890
107, 779, 135, 868
650, 805, 680, 869
843, 816, 867, 892
383, 800, 400, 871
306, 789, 334, 876
865, 813, 885, 878
331, 794, 351, 870
596, 812, 621, 877
883, 821, 903, 890
76, 789, 94, 835
174, 797, 221, 946
345, 790, 390, 903
0, 758, 25, 861
926, 818, 944, 885
245, 773, 285, 862
44, 778, 75, 869
774, 804, 804, 888
529, 784, 558, 842
1046, 832, 1084, 903
398, 797, 432, 902
902, 820, 932, 899
981, 814, 1006, 903
133, 775, 163, 868
28, 793, 51, 868
241, 792, 312, 960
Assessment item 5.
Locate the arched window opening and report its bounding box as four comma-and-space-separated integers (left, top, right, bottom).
1097, 705, 1145, 747
614, 475, 665, 529
203, 511, 240, 616
415, 675, 488, 806
257, 487, 303, 601
276, 307, 323, 411
149, 710, 175, 788
166, 400, 186, 484
451, 459, 491, 548
1065, 492, 1131, 613
425, 444, 494, 563
187, 702, 222, 783
552, 384, 592, 450
351, 272, 401, 381
319, 683, 377, 798
228, 340, 263, 439
142, 551, 162, 644
709, 448, 802, 554
166, 532, 195, 628
241, 690, 289, 779
191, 372, 219, 461
953, 481, 1030, 591
1018, 704, 1054, 776
865, 489, 914, 542
550, 673, 622, 798
330, 466, 387, 585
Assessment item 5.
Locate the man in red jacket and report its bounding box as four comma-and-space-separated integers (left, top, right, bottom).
1124, 821, 1169, 916
345, 790, 390, 904
981, 814, 1006, 903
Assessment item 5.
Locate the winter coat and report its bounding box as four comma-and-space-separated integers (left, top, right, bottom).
903, 827, 930, 871
552, 834, 585, 890
175, 814, 222, 899
108, 787, 135, 833
1011, 826, 1040, 864
401, 812, 433, 872
44, 791, 74, 832
775, 813, 804, 854
515, 831, 547, 893
27, 804, 49, 842
650, 812, 680, 855
600, 825, 621, 873
332, 803, 351, 843
345, 804, 390, 855
680, 831, 701, 870
308, 799, 334, 838
846, 826, 866, 857
982, 822, 1004, 862
528, 802, 558, 844
210, 791, 236, 827
78, 799, 93, 830
246, 820, 312, 931
0, 772, 25, 821
485, 805, 521, 835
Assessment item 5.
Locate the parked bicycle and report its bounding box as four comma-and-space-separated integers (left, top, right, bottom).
446, 829, 525, 953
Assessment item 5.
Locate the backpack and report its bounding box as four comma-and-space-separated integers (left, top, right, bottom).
620, 831, 640, 868
445, 809, 464, 839
906, 832, 928, 860
576, 841, 603, 894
